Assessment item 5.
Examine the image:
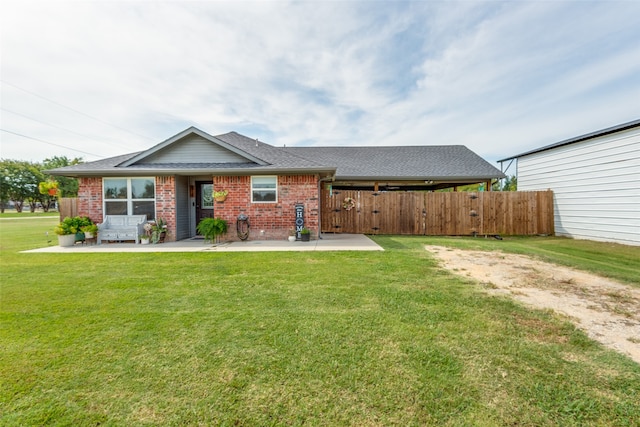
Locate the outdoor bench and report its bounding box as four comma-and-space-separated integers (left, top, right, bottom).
97, 215, 147, 244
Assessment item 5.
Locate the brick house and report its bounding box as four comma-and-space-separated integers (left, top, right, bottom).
48, 127, 503, 241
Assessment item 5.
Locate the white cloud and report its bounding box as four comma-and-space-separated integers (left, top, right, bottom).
1, 1, 638, 164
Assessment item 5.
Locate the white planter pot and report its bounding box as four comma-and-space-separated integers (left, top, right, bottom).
57, 234, 76, 247
141, 239, 150, 245
288, 236, 296, 242
84, 232, 94, 239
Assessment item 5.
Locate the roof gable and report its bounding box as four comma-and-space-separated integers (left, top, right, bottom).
120, 127, 268, 167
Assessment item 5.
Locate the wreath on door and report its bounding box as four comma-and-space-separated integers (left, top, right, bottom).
342, 197, 356, 211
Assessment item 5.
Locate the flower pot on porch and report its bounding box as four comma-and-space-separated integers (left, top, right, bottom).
57, 234, 76, 247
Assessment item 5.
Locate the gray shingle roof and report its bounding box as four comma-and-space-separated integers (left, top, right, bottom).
46, 152, 141, 174
285, 146, 504, 180
47, 127, 504, 180
215, 132, 330, 170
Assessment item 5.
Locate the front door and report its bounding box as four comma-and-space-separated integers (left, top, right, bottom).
195, 181, 214, 234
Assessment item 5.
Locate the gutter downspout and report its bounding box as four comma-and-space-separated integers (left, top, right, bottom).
317, 175, 335, 240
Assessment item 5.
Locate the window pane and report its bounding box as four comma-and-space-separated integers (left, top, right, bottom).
104, 179, 127, 199
252, 190, 276, 202
133, 201, 154, 220
202, 184, 213, 209
105, 201, 128, 215
252, 176, 276, 188
131, 178, 155, 199
251, 176, 277, 202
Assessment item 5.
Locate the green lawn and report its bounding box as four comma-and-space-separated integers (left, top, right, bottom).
1, 216, 639, 426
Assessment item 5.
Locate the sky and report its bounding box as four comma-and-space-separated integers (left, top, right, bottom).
1, 0, 639, 171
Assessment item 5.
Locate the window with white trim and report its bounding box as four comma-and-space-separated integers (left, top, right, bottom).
103, 177, 155, 220
251, 176, 277, 203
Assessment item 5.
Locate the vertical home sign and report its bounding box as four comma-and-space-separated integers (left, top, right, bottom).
295, 204, 304, 240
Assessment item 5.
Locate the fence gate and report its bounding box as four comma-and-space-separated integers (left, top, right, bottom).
321, 190, 554, 236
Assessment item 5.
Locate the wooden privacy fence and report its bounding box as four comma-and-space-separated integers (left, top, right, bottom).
58, 197, 78, 220
321, 190, 554, 236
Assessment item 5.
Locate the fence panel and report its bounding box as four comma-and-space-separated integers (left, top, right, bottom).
322, 190, 554, 236
58, 198, 78, 220
358, 191, 379, 234
376, 191, 423, 235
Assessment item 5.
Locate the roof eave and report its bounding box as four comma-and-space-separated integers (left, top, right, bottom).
47, 166, 336, 178
498, 118, 640, 162
208, 167, 336, 177
335, 174, 505, 181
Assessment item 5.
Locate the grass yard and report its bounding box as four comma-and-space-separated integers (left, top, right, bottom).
1, 215, 639, 426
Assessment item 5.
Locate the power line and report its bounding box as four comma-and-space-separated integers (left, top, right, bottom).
1, 107, 134, 151
0, 129, 101, 158
1, 80, 156, 142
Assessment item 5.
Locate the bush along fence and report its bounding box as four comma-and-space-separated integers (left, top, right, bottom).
321, 190, 554, 236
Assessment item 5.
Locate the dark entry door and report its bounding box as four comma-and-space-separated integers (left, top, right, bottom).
195, 181, 214, 233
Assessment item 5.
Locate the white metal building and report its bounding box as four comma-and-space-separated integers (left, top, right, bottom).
499, 119, 640, 246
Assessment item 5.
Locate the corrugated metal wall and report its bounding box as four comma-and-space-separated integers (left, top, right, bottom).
517, 126, 640, 246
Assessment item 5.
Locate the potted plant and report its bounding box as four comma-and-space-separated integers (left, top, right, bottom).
54, 217, 76, 247
143, 222, 153, 242
140, 234, 150, 245
73, 216, 93, 242
214, 189, 228, 202
196, 217, 228, 244
300, 227, 311, 242
81, 224, 98, 239
54, 216, 94, 247
288, 229, 296, 242
151, 218, 168, 244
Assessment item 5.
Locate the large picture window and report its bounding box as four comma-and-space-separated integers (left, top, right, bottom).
104, 178, 155, 220
251, 176, 277, 203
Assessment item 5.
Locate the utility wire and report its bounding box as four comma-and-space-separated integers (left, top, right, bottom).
1, 107, 134, 151
0, 129, 101, 158
1, 80, 156, 142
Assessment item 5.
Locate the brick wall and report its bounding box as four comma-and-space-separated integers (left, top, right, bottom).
76, 174, 319, 242
155, 176, 176, 242
76, 176, 177, 242
77, 177, 103, 224
213, 175, 319, 241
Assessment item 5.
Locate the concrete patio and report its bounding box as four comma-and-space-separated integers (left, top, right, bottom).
23, 233, 384, 253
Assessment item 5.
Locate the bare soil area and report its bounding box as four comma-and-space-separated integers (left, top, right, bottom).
426, 245, 640, 364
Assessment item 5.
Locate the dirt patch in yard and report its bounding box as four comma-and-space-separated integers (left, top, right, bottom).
426, 245, 640, 364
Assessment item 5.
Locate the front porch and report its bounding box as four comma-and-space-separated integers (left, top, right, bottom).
22, 233, 383, 253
